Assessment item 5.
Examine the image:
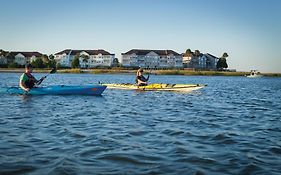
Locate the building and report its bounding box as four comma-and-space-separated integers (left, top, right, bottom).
121, 49, 183, 69
204, 53, 219, 70
9, 52, 43, 65
0, 49, 8, 65
54, 49, 72, 67
54, 49, 115, 68
183, 50, 219, 70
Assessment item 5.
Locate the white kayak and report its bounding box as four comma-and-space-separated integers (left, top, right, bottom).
102, 83, 206, 92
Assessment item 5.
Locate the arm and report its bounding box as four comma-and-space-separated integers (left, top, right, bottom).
137, 79, 147, 84
19, 73, 30, 91
19, 80, 30, 91
137, 76, 148, 85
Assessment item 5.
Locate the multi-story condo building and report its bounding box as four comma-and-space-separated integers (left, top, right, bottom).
121, 49, 183, 69
54, 49, 115, 68
183, 51, 219, 70
9, 51, 43, 65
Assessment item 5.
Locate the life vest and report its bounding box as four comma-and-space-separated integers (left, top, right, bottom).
24, 73, 36, 88
136, 75, 148, 86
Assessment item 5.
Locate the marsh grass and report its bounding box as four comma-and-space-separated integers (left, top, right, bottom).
1, 68, 280, 77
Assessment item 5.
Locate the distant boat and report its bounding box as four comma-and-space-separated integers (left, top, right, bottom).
246, 70, 263, 78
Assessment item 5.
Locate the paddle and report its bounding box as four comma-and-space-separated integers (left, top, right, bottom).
36, 67, 56, 85
146, 69, 152, 81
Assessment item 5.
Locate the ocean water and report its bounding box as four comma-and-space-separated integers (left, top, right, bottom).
0, 73, 280, 175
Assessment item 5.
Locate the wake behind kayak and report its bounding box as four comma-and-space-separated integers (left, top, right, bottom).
0, 85, 107, 95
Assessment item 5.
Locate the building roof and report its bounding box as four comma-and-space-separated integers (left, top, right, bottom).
122, 49, 181, 56
54, 49, 72, 55
10, 51, 43, 57
55, 49, 114, 55
206, 53, 219, 59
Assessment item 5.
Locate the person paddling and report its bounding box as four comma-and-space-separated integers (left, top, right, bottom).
136, 68, 149, 86
19, 63, 45, 91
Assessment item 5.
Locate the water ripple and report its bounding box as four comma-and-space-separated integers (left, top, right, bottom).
1, 74, 281, 174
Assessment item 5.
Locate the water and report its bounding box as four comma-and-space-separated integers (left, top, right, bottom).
0, 73, 281, 175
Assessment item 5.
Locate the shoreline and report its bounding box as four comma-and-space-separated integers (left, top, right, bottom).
0, 68, 280, 77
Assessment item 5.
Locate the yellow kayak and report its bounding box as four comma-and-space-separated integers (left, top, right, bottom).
102, 83, 206, 92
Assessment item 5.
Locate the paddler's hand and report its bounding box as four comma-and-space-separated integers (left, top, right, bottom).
23, 88, 30, 94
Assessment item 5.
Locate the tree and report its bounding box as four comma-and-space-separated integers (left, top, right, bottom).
56, 63, 62, 69
185, 49, 192, 54
216, 52, 229, 69
112, 58, 120, 67
0, 50, 9, 67
44, 54, 56, 68
222, 52, 229, 59
72, 54, 80, 68
194, 50, 201, 57
41, 54, 49, 63
46, 59, 57, 68
0, 49, 8, 57
80, 54, 89, 62
216, 58, 228, 69
49, 54, 55, 60
8, 62, 21, 68
6, 52, 15, 64
31, 57, 44, 68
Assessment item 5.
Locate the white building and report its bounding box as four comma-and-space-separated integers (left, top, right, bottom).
54, 49, 72, 67
121, 49, 183, 69
54, 49, 115, 68
183, 52, 219, 70
10, 52, 43, 65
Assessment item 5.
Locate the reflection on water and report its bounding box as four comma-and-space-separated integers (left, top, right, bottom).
19, 94, 33, 103
0, 73, 281, 174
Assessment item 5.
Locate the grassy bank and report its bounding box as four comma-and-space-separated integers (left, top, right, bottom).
56, 69, 135, 74
1, 68, 281, 77
56, 69, 249, 76
155, 70, 249, 76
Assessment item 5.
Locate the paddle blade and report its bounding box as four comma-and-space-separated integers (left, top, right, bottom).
49, 67, 57, 74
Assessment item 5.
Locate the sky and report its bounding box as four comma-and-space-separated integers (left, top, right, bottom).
0, 0, 280, 73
